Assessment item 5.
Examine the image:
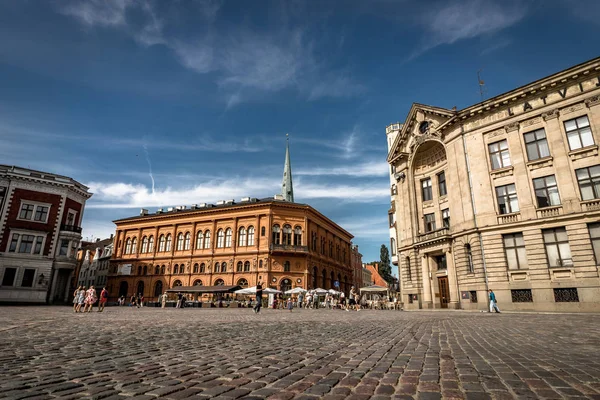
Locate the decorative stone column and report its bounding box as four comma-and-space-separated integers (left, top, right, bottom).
421, 254, 432, 309
446, 248, 460, 309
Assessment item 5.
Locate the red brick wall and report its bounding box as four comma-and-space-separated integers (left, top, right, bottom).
365, 263, 388, 287
1, 188, 63, 255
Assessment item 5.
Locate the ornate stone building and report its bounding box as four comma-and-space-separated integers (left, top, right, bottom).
77, 236, 113, 290
0, 165, 91, 303
107, 143, 355, 301
387, 57, 600, 312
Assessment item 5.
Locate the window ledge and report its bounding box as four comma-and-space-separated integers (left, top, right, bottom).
581, 199, 600, 212
536, 205, 563, 218
490, 166, 514, 179
422, 201, 434, 209
526, 156, 553, 171
550, 268, 574, 281
509, 270, 529, 281
439, 196, 448, 204
568, 144, 598, 160
497, 212, 520, 224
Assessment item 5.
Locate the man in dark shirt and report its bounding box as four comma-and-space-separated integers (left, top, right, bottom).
253, 283, 263, 314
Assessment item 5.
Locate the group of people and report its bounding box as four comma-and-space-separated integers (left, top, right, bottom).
72, 286, 108, 312
294, 286, 363, 311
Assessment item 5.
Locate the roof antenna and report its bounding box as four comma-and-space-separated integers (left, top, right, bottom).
478, 69, 487, 102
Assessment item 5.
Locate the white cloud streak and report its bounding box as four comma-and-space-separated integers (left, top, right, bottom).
296, 160, 388, 177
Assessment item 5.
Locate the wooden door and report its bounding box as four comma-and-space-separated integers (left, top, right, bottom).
438, 276, 449, 308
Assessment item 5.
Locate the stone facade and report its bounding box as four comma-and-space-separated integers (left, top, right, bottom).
387, 57, 600, 312
107, 199, 355, 301
350, 244, 363, 288
76, 237, 113, 291
0, 165, 91, 303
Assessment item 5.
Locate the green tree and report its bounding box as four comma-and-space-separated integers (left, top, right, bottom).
379, 244, 393, 284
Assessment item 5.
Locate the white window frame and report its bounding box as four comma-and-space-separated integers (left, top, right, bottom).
17, 200, 52, 224
6, 230, 47, 255
65, 209, 78, 227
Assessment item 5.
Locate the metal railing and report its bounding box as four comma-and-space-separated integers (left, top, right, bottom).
269, 244, 309, 253
61, 224, 82, 233
417, 227, 449, 243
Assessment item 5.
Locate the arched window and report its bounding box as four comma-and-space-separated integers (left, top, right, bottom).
221, 262, 227, 273
204, 231, 211, 249
200, 263, 205, 273
217, 229, 224, 248
283, 224, 292, 245
244, 261, 250, 272
165, 234, 172, 252
154, 281, 163, 298
237, 261, 243, 272
284, 261, 291, 272
159, 235, 165, 252
161, 265, 165, 274
131, 237, 137, 254
184, 232, 191, 250
261, 226, 266, 236
148, 236, 154, 253
193, 279, 203, 286
238, 227, 246, 247
177, 233, 184, 251
466, 244, 474, 273
247, 226, 255, 246
225, 228, 232, 247
137, 265, 142, 275
125, 238, 132, 254
214, 262, 220, 273
155, 265, 160, 275
141, 236, 148, 253
214, 279, 225, 286
294, 226, 302, 246
196, 231, 204, 249
173, 280, 182, 288
237, 278, 248, 287
136, 281, 144, 296
193, 263, 199, 273
272, 224, 281, 245
173, 264, 179, 274
406, 257, 412, 281
143, 265, 147, 275
280, 278, 292, 293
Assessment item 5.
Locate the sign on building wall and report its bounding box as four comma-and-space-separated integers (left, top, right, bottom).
117, 264, 132, 275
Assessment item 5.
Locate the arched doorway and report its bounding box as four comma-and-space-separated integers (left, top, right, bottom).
321, 269, 327, 288
119, 281, 128, 297
280, 278, 292, 293
312, 266, 318, 288
136, 281, 144, 296
154, 281, 163, 298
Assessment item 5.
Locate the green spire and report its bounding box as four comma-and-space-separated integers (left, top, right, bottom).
282, 134, 294, 202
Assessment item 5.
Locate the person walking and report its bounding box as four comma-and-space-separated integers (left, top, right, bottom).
298, 292, 304, 308
98, 287, 108, 312
355, 292, 362, 311
73, 286, 82, 312
75, 287, 86, 313
84, 286, 97, 313
347, 286, 356, 311
176, 292, 183, 309
287, 297, 293, 312
161, 292, 167, 308
253, 283, 263, 313
489, 289, 501, 313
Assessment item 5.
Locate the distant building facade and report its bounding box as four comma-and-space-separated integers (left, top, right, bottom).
0, 165, 91, 303
77, 236, 113, 290
364, 262, 389, 288
351, 244, 363, 288
387, 57, 600, 312
362, 267, 373, 287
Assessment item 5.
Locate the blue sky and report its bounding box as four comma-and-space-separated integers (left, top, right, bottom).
1, 0, 599, 263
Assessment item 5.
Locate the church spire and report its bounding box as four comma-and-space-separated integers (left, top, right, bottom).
282, 134, 294, 202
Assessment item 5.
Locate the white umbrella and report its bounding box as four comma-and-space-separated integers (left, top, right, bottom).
285, 287, 307, 294
235, 286, 282, 294
328, 289, 341, 295
313, 288, 328, 295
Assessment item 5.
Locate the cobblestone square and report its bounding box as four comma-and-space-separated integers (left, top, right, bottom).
1, 307, 599, 399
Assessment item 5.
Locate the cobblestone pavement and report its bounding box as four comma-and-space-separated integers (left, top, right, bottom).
1, 307, 599, 400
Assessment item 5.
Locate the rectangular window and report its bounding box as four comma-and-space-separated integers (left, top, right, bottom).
59, 239, 69, 256
388, 212, 394, 227
424, 213, 436, 233
19, 204, 34, 220
442, 209, 450, 228
533, 175, 561, 207
435, 254, 447, 270
391, 184, 397, 195
21, 269, 36, 287
469, 291, 478, 303
438, 171, 447, 196
405, 257, 411, 281
554, 288, 579, 302
421, 178, 432, 201
576, 165, 600, 200
511, 289, 533, 302
488, 139, 511, 170
34, 206, 49, 222
2, 267, 17, 286
564, 115, 594, 150
589, 223, 600, 265
66, 212, 76, 226
496, 184, 519, 214
503, 233, 527, 269
33, 237, 44, 255
9, 233, 19, 252
543, 227, 572, 268
18, 235, 34, 253
524, 128, 551, 161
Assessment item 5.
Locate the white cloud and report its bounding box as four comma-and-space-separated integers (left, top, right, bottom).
60, 0, 133, 27
296, 160, 388, 177
335, 216, 390, 238
308, 74, 365, 100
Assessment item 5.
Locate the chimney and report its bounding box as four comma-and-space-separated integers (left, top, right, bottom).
110, 234, 114, 239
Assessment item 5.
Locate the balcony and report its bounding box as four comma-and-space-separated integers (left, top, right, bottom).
536, 206, 562, 219
416, 228, 450, 247
269, 244, 309, 253
61, 224, 83, 233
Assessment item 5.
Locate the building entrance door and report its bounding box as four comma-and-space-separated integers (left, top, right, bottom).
438, 276, 449, 308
